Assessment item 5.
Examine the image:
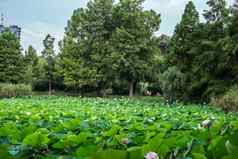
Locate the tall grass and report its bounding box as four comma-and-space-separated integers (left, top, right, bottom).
0, 83, 32, 98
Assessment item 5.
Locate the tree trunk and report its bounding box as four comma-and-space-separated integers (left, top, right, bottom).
96, 88, 101, 97
97, 81, 107, 97
129, 81, 134, 97
97, 82, 103, 97
48, 79, 52, 96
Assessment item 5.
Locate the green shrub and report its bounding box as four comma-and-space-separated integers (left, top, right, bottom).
0, 83, 32, 98
210, 87, 238, 112
159, 66, 186, 103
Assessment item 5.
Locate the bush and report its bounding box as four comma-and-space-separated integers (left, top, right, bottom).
159, 66, 186, 103
210, 87, 238, 112
0, 83, 32, 98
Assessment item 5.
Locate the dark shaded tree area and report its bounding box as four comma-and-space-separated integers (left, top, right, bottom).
161, 0, 238, 103
0, 0, 238, 102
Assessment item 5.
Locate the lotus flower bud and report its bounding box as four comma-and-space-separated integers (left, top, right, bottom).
145, 152, 159, 159
121, 138, 129, 145
26, 112, 31, 116
201, 119, 212, 128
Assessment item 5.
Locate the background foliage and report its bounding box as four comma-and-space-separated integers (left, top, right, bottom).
0, 0, 238, 110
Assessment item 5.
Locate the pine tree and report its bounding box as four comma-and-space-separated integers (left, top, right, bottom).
180, 0, 232, 101
60, 0, 115, 96
194, 0, 230, 100
24, 45, 39, 85
162, 1, 199, 101
226, 0, 238, 84
203, 0, 229, 23
0, 30, 24, 83
42, 34, 55, 95
25, 45, 38, 66
230, 0, 238, 40
169, 1, 199, 68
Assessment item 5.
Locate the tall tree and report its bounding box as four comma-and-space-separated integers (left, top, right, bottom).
25, 45, 38, 65
179, 0, 230, 101
0, 30, 24, 83
224, 0, 238, 84
60, 0, 160, 96
24, 45, 39, 85
169, 1, 199, 69
230, 0, 238, 40
60, 0, 115, 95
162, 1, 199, 101
194, 0, 230, 100
112, 0, 161, 96
42, 34, 55, 95
203, 0, 229, 23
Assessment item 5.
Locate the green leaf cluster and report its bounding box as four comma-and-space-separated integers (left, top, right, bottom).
0, 96, 237, 158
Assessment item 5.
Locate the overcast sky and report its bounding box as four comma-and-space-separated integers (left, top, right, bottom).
0, 0, 234, 52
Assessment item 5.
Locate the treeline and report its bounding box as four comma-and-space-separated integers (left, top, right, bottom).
162, 0, 238, 103
0, 0, 238, 104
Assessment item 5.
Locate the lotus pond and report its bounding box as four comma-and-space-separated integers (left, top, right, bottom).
0, 96, 237, 159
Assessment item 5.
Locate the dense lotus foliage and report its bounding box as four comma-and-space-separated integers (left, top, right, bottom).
0, 96, 237, 159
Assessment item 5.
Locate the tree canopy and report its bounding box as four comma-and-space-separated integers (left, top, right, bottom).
0, 30, 24, 83
60, 0, 161, 96
0, 0, 238, 102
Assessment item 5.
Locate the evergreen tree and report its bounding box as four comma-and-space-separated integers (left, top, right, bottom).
60, 0, 160, 96
203, 0, 229, 23
24, 45, 39, 85
158, 34, 170, 55
32, 57, 49, 91
42, 34, 55, 95
25, 45, 38, 65
0, 30, 24, 83
162, 0, 230, 102
112, 0, 161, 96
60, 0, 115, 95
230, 0, 238, 40
162, 1, 199, 101
169, 1, 199, 69
193, 0, 230, 100
224, 0, 238, 85
182, 0, 230, 101
164, 0, 231, 102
